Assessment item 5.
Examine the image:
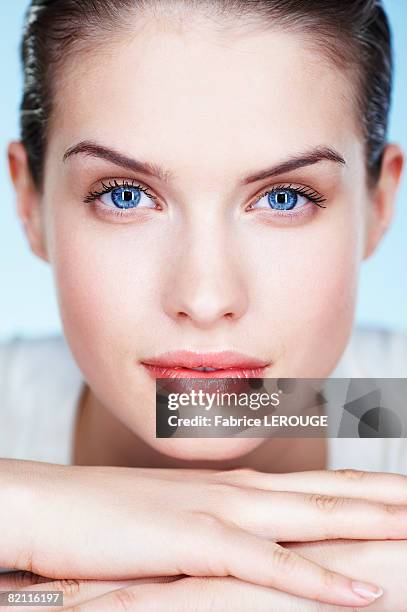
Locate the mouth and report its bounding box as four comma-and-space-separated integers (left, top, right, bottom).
142, 364, 268, 379
141, 350, 270, 378
141, 351, 270, 393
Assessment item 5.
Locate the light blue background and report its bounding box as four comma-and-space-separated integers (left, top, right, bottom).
0, 0, 406, 342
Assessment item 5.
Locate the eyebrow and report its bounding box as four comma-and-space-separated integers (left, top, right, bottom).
63, 141, 346, 184
63, 141, 174, 182
242, 146, 346, 184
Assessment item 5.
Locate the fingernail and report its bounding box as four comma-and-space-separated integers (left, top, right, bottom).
352, 581, 384, 602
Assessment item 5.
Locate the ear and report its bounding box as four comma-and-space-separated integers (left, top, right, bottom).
363, 143, 404, 260
8, 141, 50, 263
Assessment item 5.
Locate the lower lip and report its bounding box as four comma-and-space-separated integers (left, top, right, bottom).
142, 365, 267, 379
142, 364, 268, 394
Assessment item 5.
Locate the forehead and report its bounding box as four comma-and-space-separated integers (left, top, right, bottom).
51, 17, 359, 180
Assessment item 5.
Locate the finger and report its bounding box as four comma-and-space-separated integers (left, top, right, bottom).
62, 575, 366, 612
7, 524, 382, 608
179, 516, 383, 607
287, 539, 407, 612
14, 576, 182, 611
0, 570, 50, 590
217, 467, 407, 504
210, 485, 407, 541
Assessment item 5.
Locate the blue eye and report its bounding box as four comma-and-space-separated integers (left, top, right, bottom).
250, 185, 326, 213
268, 189, 298, 210
104, 186, 141, 209
95, 183, 157, 210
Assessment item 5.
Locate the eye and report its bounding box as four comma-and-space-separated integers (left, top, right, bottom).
248, 185, 326, 213
267, 188, 303, 210
100, 184, 156, 209
83, 179, 159, 216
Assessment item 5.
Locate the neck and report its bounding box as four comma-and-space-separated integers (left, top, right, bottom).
72, 383, 327, 472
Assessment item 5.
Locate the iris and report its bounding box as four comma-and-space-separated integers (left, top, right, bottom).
268, 189, 298, 210
110, 187, 141, 209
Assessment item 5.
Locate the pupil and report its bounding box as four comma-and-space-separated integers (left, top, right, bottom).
123, 190, 132, 201
277, 193, 286, 204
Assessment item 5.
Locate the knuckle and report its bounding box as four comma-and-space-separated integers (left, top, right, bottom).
14, 546, 51, 580
271, 546, 297, 572
12, 571, 45, 588
313, 568, 337, 602
310, 493, 343, 513
4, 571, 26, 589
334, 468, 366, 481
383, 502, 403, 516
52, 578, 82, 599
111, 586, 140, 610
14, 548, 36, 575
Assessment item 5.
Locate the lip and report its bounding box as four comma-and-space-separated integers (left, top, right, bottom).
142, 351, 269, 378
143, 365, 268, 380
141, 350, 270, 379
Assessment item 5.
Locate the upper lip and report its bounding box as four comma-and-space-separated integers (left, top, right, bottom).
141, 350, 270, 370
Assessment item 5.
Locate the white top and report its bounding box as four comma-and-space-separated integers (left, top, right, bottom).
0, 326, 407, 472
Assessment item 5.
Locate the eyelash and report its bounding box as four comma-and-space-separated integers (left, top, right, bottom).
83, 179, 327, 218
83, 179, 158, 217
249, 183, 327, 211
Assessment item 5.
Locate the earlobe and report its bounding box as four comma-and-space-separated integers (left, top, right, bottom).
363, 144, 404, 260
7, 141, 50, 263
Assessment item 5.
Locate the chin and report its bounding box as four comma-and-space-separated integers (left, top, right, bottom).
152, 437, 264, 462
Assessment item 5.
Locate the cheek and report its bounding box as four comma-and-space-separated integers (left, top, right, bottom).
47, 207, 170, 446
48, 204, 164, 383
247, 210, 363, 377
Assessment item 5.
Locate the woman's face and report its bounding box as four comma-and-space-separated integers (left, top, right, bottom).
25, 14, 382, 459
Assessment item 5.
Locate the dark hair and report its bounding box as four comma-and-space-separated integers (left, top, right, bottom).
20, 0, 393, 189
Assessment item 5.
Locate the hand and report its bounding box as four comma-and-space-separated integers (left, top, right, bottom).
4, 460, 407, 608
285, 538, 407, 612
7, 540, 404, 610
0, 571, 339, 611
5, 537, 407, 612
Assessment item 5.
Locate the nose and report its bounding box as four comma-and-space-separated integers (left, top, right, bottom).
162, 219, 249, 329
